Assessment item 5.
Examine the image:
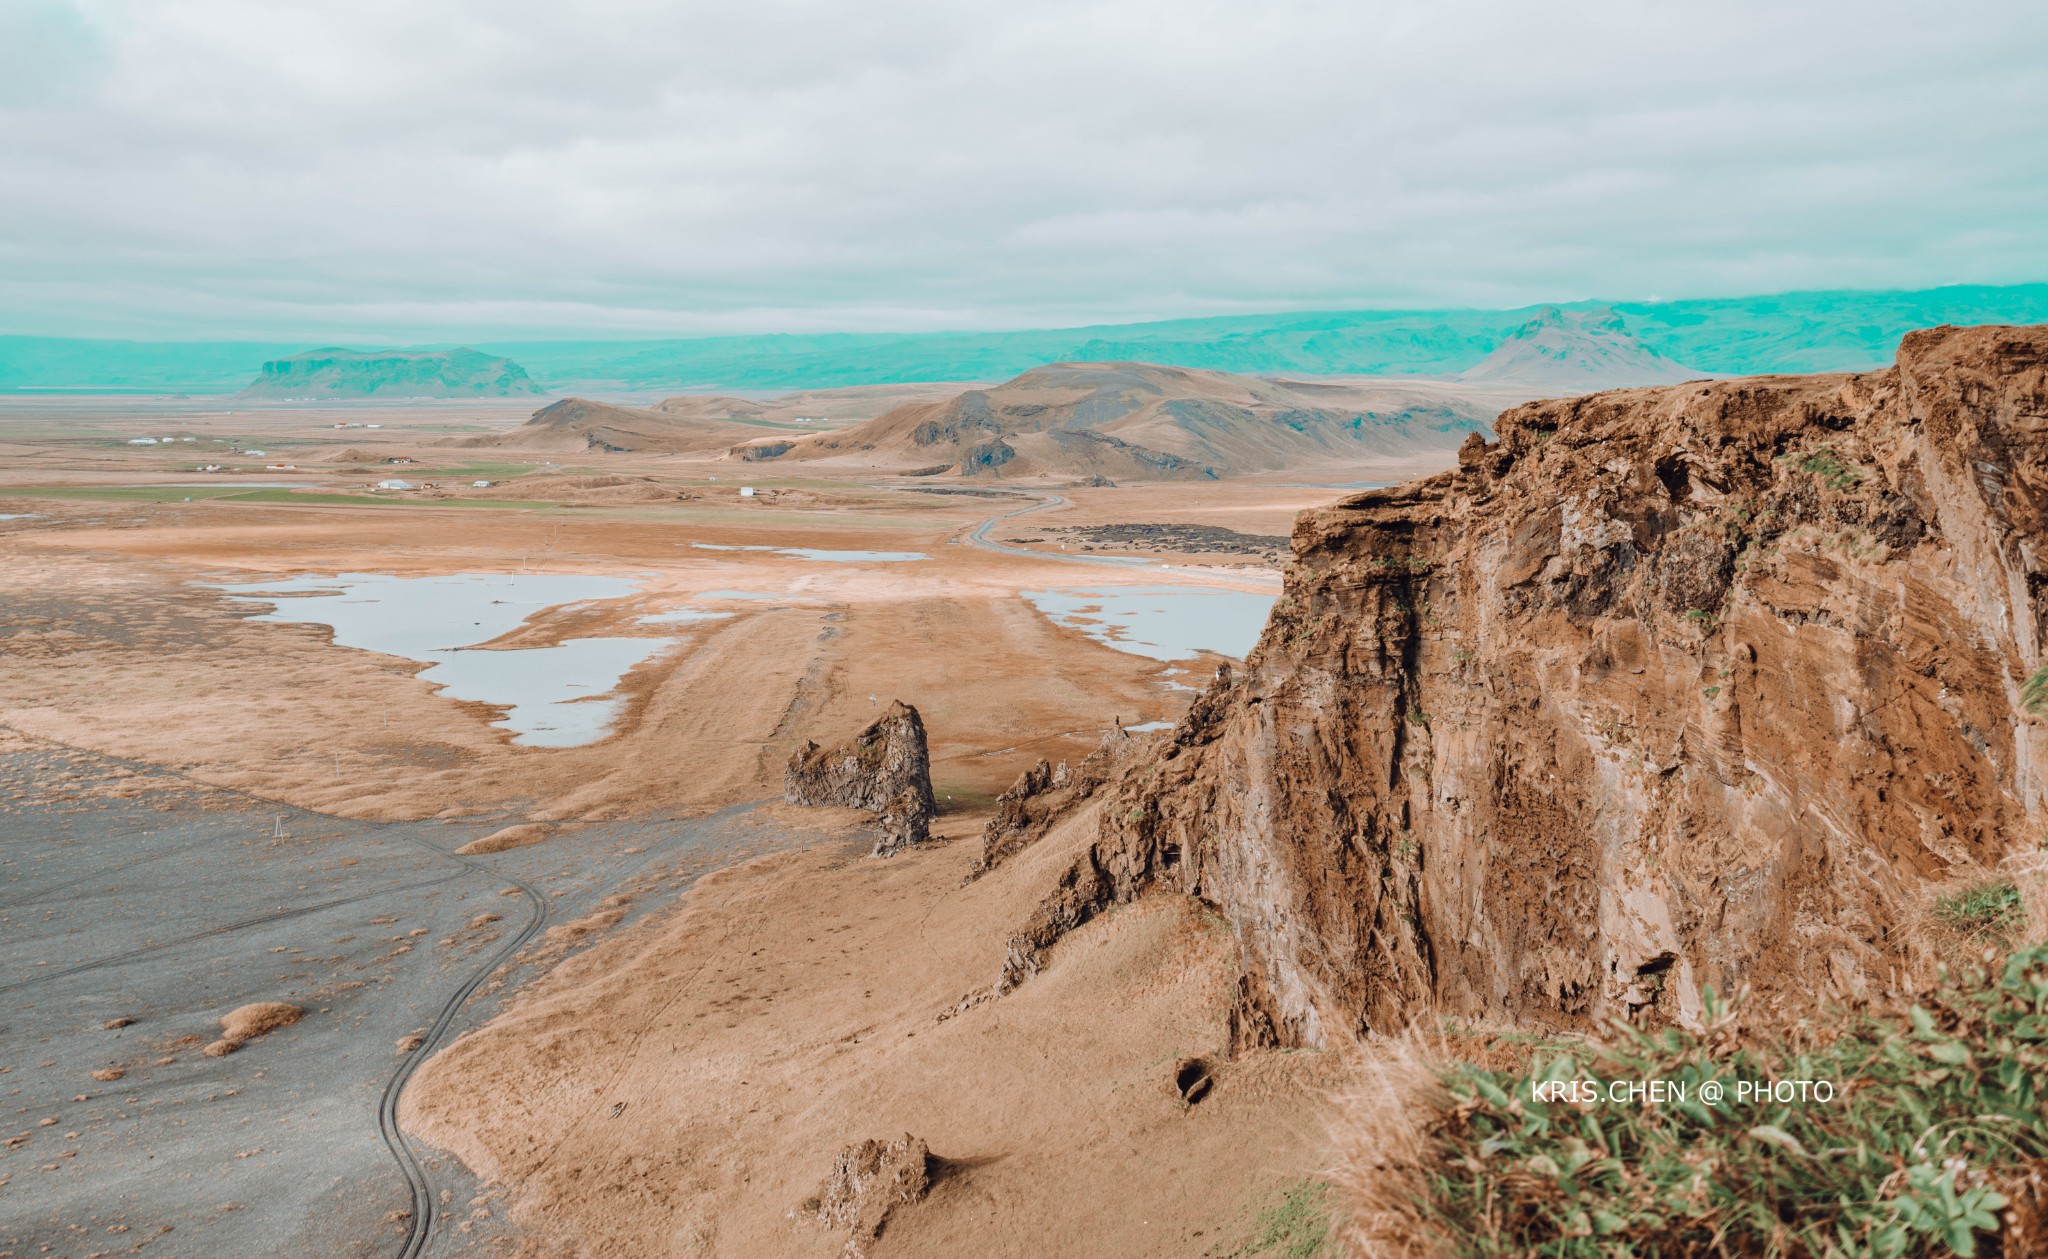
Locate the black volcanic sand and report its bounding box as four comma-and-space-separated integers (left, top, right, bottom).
0, 742, 813, 1257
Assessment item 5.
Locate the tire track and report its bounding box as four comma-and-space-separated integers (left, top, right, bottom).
375, 833, 548, 1259
0, 870, 467, 995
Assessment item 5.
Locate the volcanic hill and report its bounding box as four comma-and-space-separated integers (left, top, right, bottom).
239, 346, 543, 398
1460, 305, 1704, 391
999, 322, 2048, 1049
762, 361, 1494, 479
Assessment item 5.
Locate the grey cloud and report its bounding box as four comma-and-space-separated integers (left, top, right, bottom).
1, 0, 2044, 338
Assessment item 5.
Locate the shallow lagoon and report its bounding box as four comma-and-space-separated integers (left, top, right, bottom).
214, 572, 668, 747
1022, 585, 1275, 662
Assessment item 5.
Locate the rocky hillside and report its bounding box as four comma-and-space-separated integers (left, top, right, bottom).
239, 346, 543, 398
1459, 305, 1702, 390
461, 396, 774, 453
764, 362, 1493, 479
1008, 324, 2047, 1050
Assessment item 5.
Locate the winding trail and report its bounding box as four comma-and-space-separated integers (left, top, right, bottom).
956, 490, 1174, 571
377, 802, 759, 1258
375, 838, 548, 1259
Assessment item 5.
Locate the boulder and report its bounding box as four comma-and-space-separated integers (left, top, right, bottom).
803, 1134, 931, 1257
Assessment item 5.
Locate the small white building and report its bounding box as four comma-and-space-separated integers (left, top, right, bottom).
376, 478, 417, 491
739, 486, 756, 498
471, 480, 493, 488
126, 437, 158, 445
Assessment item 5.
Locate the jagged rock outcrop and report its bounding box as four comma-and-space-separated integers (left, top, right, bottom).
801, 1134, 932, 1258
786, 701, 937, 857
973, 723, 1148, 877
873, 787, 931, 858
1008, 324, 2048, 1051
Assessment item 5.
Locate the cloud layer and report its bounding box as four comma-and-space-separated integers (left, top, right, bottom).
3, 0, 2045, 338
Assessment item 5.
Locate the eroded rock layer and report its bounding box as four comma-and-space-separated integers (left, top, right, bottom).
1021, 324, 2048, 1050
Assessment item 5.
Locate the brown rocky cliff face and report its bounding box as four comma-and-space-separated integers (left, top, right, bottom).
1020, 324, 2048, 1050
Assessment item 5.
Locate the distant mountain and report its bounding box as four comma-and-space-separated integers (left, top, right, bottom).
478, 283, 2048, 389
464, 397, 768, 453
766, 361, 1493, 479
8, 283, 2047, 394
239, 347, 543, 398
1459, 306, 1703, 389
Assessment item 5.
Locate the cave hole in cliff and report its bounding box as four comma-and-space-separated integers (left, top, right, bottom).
1160, 841, 1181, 872
1655, 455, 1692, 502
1174, 1056, 1214, 1106
1627, 953, 1679, 1025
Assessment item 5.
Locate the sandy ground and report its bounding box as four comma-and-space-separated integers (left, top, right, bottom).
403, 803, 1347, 1258
0, 397, 1458, 1255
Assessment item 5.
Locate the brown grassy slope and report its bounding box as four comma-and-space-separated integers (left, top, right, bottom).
462, 397, 771, 454
402, 805, 1344, 1257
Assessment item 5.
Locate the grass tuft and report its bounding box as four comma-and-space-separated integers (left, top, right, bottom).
1934, 879, 2025, 943
1334, 943, 2048, 1257
2023, 661, 2048, 715
1223, 1180, 1340, 1259
1796, 448, 1864, 491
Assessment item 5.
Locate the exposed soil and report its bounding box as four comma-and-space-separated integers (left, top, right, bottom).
403, 805, 1345, 1258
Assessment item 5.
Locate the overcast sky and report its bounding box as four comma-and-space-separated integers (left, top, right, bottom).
2, 0, 2044, 340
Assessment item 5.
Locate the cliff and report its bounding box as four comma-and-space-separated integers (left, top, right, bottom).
240, 346, 543, 398
1008, 324, 2048, 1050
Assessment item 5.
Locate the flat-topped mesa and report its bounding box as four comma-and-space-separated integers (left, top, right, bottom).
1007, 323, 2048, 1052
785, 701, 938, 857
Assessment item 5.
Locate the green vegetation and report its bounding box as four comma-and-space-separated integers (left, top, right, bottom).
2023, 661, 2048, 715
1406, 943, 2048, 1256
1797, 448, 1864, 491
0, 485, 562, 510
1934, 880, 2025, 944
1222, 1180, 1338, 1259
